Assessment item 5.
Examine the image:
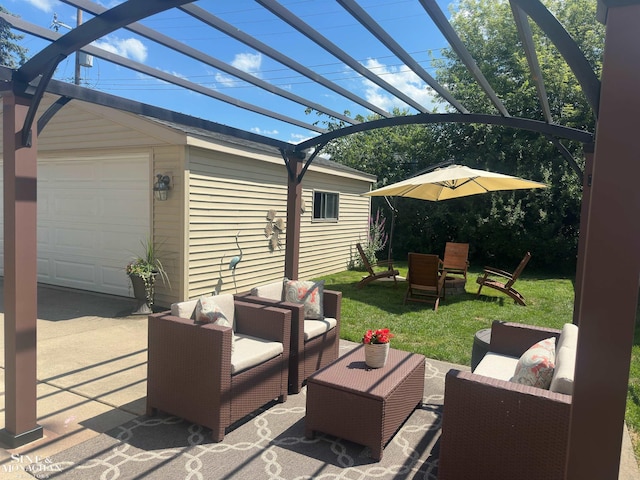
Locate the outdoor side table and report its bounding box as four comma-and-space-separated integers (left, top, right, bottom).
305, 345, 425, 461
471, 328, 492, 372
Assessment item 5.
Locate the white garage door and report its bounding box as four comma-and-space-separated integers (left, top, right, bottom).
0, 153, 151, 297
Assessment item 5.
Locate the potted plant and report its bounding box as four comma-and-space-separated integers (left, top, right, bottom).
126, 239, 170, 315
362, 328, 394, 368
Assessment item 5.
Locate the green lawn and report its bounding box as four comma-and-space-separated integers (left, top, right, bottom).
317, 265, 640, 460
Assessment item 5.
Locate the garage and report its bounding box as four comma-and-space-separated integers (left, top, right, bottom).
0, 153, 150, 297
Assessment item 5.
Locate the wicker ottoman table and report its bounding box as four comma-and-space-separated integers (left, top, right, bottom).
305, 345, 425, 460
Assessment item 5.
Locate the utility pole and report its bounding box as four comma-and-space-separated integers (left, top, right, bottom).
74, 10, 82, 85
51, 9, 91, 85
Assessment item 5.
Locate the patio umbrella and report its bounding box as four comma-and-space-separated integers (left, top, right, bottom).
363, 164, 546, 262
364, 164, 546, 201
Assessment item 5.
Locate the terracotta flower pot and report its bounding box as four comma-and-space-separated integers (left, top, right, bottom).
364, 342, 390, 368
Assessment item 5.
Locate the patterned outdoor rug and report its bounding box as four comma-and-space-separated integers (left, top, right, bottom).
35, 353, 465, 480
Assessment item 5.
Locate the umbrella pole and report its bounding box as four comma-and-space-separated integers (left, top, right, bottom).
384, 196, 397, 264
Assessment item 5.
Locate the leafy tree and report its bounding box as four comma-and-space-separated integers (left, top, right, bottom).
426, 0, 603, 272
321, 0, 603, 273
0, 6, 28, 68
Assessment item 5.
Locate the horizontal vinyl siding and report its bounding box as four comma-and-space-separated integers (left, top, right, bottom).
300, 169, 371, 279
185, 149, 373, 298
151, 146, 185, 306
186, 149, 289, 298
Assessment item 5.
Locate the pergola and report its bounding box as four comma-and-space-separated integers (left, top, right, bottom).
1, 1, 639, 478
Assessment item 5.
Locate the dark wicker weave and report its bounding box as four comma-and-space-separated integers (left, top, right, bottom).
146, 300, 291, 442
305, 346, 425, 460
438, 321, 570, 480
240, 289, 342, 394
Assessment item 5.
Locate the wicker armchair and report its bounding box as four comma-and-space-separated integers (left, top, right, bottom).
438, 321, 570, 480
240, 280, 341, 394
146, 296, 291, 442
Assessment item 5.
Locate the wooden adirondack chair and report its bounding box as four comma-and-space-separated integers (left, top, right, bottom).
442, 242, 470, 279
404, 253, 447, 311
355, 243, 400, 288
476, 252, 531, 306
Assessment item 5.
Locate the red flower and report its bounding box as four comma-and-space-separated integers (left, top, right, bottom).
362, 328, 394, 344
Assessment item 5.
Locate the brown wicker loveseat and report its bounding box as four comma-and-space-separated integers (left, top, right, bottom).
146, 294, 291, 442
240, 279, 341, 394
438, 320, 577, 480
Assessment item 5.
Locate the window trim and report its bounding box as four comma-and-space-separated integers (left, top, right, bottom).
312, 190, 339, 222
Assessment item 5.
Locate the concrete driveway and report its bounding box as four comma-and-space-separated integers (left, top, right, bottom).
0, 280, 149, 470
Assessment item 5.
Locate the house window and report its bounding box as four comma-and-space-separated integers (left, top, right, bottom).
313, 191, 339, 221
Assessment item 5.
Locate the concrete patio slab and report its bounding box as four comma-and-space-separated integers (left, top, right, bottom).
0, 281, 637, 479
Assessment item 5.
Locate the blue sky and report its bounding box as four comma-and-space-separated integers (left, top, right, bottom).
6, 0, 455, 144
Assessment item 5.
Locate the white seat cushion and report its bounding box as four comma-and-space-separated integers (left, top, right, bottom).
231, 334, 283, 375
303, 317, 337, 341
556, 322, 578, 351
250, 281, 283, 300
550, 345, 576, 395
550, 323, 578, 395
474, 352, 520, 381
171, 298, 199, 319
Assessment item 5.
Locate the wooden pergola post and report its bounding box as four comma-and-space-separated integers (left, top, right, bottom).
572, 144, 594, 326
567, 2, 640, 478
0, 91, 43, 447
284, 155, 303, 280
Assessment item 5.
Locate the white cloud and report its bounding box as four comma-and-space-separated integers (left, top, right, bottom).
231, 52, 262, 77
24, 0, 57, 13
289, 132, 314, 143
251, 127, 279, 136
360, 58, 437, 112
92, 37, 147, 63
215, 72, 237, 89
213, 52, 262, 89
164, 70, 187, 81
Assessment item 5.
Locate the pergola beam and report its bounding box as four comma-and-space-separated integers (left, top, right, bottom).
256, 0, 431, 114
295, 112, 594, 152
3, 13, 326, 134
510, 1, 553, 123
177, 3, 392, 119
418, 0, 510, 117
60, 0, 358, 127
337, 0, 468, 114
511, 0, 601, 119
17, 0, 193, 84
